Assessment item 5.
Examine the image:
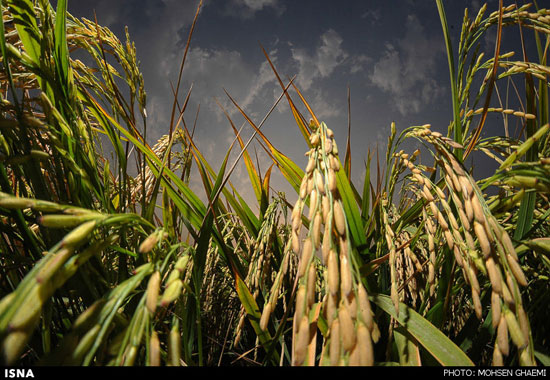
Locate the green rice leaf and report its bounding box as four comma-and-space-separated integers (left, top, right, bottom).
372, 294, 474, 366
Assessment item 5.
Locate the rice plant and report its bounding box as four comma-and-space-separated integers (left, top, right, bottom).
0, 0, 549, 366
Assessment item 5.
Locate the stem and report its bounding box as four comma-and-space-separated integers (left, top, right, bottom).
436, 0, 463, 160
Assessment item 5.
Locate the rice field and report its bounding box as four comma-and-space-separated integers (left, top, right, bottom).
0, 0, 549, 367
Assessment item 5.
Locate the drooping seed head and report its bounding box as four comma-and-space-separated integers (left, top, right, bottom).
260, 303, 272, 331
486, 256, 503, 294
160, 279, 183, 307
493, 343, 504, 366
474, 221, 492, 258
329, 319, 341, 366
292, 230, 301, 254
327, 249, 339, 296
356, 323, 374, 366
300, 178, 309, 199
472, 289, 482, 319
357, 285, 373, 331
491, 291, 502, 329
322, 195, 330, 221
333, 201, 346, 236
504, 309, 527, 349
338, 303, 356, 353
322, 222, 332, 263
62, 220, 98, 248
314, 169, 325, 194
298, 238, 313, 278
502, 279, 516, 308
310, 133, 320, 146
295, 286, 306, 320
497, 314, 510, 356
307, 264, 317, 307
308, 189, 318, 220
339, 255, 352, 297
146, 271, 161, 314
294, 315, 311, 366
506, 254, 527, 287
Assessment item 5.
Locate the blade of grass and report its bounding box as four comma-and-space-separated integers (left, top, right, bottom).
436, 0, 464, 159
345, 86, 352, 178
513, 6, 539, 241
372, 294, 474, 366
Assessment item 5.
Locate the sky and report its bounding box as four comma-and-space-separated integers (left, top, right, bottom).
65, 0, 532, 208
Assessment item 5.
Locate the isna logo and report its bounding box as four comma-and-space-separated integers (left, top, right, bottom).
4, 369, 34, 378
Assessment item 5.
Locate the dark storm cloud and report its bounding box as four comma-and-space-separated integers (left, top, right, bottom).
222, 0, 286, 19
368, 14, 446, 116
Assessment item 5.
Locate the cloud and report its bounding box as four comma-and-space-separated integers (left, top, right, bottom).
361, 8, 382, 25
178, 47, 279, 124
349, 54, 371, 74
291, 29, 349, 91
310, 89, 343, 120
224, 0, 286, 19
368, 14, 445, 115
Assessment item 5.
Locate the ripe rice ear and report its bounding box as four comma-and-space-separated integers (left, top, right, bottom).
517, 306, 530, 345
293, 316, 310, 366
497, 315, 509, 356
506, 254, 527, 287
491, 291, 502, 329
474, 221, 492, 258
493, 342, 504, 366
322, 222, 331, 263
169, 322, 181, 366
333, 201, 346, 236
357, 286, 373, 331
504, 309, 527, 349
338, 305, 356, 352
160, 279, 183, 307
339, 255, 352, 297
307, 265, 317, 307
295, 286, 306, 320
485, 256, 503, 294
327, 250, 339, 296
1, 326, 38, 365
308, 189, 318, 220
292, 230, 301, 254
298, 238, 313, 278
313, 212, 322, 249
260, 303, 271, 331
149, 330, 160, 366
139, 231, 159, 254
146, 271, 161, 315
329, 319, 341, 366
356, 323, 374, 366
472, 290, 482, 319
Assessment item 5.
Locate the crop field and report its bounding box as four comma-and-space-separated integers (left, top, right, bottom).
0, 0, 549, 367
